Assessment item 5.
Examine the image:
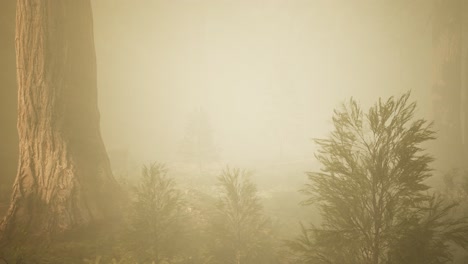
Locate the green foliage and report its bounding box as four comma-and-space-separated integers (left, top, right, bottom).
440, 169, 468, 263
289, 92, 468, 263
284, 223, 322, 264
124, 163, 188, 263
208, 167, 279, 264
387, 195, 468, 264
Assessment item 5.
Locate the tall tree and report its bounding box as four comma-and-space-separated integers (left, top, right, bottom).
289, 93, 468, 264
0, 0, 18, 205
463, 1, 468, 167
0, 0, 121, 240
432, 0, 464, 169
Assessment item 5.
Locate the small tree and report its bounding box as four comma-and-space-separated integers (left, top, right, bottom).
125, 163, 187, 263
209, 167, 277, 264
289, 93, 468, 264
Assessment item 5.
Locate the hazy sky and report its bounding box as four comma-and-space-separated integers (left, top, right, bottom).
91, 0, 433, 170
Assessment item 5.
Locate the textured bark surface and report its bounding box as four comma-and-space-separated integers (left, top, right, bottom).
0, 0, 121, 240
432, 0, 463, 169
463, 2, 468, 161
0, 0, 18, 208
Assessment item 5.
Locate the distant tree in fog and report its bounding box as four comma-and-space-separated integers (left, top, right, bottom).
209, 167, 278, 264
432, 0, 465, 169
125, 163, 187, 263
179, 108, 218, 167
288, 93, 468, 264
442, 169, 468, 203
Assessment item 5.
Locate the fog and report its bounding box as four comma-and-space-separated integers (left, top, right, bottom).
91, 0, 433, 176
3, 1, 468, 262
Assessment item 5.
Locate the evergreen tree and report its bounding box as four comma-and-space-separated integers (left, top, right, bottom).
125, 163, 187, 263
179, 108, 218, 167
288, 93, 468, 264
209, 167, 278, 264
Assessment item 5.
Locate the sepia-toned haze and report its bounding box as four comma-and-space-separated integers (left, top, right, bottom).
2, 1, 468, 262
91, 0, 434, 178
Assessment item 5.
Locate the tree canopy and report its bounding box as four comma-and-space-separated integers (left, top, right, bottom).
288, 93, 468, 264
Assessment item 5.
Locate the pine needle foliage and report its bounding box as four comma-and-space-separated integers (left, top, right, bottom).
289, 93, 468, 264
125, 163, 187, 263
209, 167, 277, 264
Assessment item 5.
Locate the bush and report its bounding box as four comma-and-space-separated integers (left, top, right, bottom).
124, 163, 188, 263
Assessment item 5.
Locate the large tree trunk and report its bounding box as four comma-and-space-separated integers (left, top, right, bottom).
0, 0, 121, 240
463, 2, 468, 163
432, 0, 463, 170
0, 0, 18, 210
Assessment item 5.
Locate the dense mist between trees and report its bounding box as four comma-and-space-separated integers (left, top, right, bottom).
1, 0, 468, 263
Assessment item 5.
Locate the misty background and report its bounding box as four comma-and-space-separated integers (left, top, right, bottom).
1, 1, 468, 263
91, 1, 436, 182
1, 0, 467, 189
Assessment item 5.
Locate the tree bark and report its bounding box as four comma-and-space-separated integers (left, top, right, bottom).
463, 2, 468, 162
0, 0, 121, 240
0, 0, 18, 209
